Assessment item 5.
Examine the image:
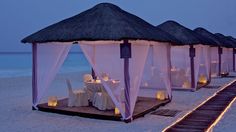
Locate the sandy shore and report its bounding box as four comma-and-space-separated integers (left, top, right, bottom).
0, 72, 235, 132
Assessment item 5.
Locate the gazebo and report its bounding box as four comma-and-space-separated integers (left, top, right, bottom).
194, 27, 224, 77
21, 3, 177, 122
157, 20, 215, 91
215, 33, 235, 76
227, 36, 236, 71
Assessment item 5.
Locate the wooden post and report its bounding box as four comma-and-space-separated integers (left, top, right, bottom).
233, 48, 236, 71
189, 45, 195, 89
120, 40, 131, 122
124, 57, 130, 122
91, 68, 96, 79
32, 43, 38, 110
218, 47, 222, 76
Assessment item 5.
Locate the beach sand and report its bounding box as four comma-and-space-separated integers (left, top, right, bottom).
0, 72, 236, 132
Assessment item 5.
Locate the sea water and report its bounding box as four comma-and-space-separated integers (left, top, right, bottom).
0, 52, 91, 78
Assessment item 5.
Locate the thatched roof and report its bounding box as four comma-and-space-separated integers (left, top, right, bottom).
156, 20, 213, 46
215, 33, 236, 48
194, 27, 223, 47
21, 3, 178, 44
226, 36, 236, 47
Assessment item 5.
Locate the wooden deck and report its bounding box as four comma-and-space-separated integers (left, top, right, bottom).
164, 80, 236, 132
37, 97, 170, 122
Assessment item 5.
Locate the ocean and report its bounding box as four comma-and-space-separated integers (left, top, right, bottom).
0, 52, 91, 78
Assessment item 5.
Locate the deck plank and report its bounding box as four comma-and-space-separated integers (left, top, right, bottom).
38, 96, 170, 122
165, 80, 236, 132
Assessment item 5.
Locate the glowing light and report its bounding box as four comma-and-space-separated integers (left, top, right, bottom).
211, 61, 218, 64
162, 79, 236, 132
221, 72, 229, 77
144, 82, 148, 87
115, 107, 120, 115
112, 80, 120, 84
198, 74, 207, 84
156, 91, 166, 100
101, 73, 109, 81
182, 81, 191, 88
48, 96, 57, 107
206, 97, 236, 132
171, 67, 177, 72
95, 79, 101, 83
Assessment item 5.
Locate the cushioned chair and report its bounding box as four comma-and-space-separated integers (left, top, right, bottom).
66, 79, 88, 107
83, 74, 93, 82
92, 89, 115, 110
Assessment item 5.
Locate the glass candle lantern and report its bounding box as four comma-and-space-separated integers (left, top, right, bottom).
48, 96, 58, 107
156, 91, 166, 100
114, 107, 120, 115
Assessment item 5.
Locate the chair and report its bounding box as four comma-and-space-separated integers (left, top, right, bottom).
92, 89, 115, 110
83, 74, 93, 82
66, 79, 88, 107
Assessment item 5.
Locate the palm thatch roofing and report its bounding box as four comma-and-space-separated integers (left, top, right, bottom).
194, 27, 223, 47
226, 36, 236, 47
21, 3, 178, 44
215, 33, 236, 48
156, 20, 214, 46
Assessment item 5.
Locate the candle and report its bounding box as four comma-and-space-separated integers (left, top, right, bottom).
48, 96, 58, 107
156, 91, 166, 100
95, 79, 101, 83
115, 107, 120, 115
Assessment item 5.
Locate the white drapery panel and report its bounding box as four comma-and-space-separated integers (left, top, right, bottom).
33, 42, 71, 107
141, 42, 171, 98
227, 48, 234, 72
195, 45, 211, 83
210, 47, 219, 77
170, 46, 192, 89
193, 46, 201, 88
170, 45, 209, 90
221, 48, 232, 73
79, 41, 149, 120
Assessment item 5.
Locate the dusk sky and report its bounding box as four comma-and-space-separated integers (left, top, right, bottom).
0, 0, 236, 52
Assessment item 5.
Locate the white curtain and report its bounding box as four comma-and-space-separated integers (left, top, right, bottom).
170, 45, 192, 89
203, 46, 211, 79
194, 46, 201, 88
221, 48, 231, 73
210, 47, 219, 77
227, 48, 234, 72
79, 40, 149, 120
33, 42, 71, 108
195, 45, 211, 83
141, 42, 171, 98
170, 45, 210, 90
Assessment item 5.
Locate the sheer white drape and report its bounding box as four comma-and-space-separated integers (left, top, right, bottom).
141, 42, 171, 98
194, 46, 201, 87
195, 45, 211, 83
170, 45, 210, 90
210, 47, 219, 77
227, 48, 234, 72
221, 48, 232, 73
33, 43, 71, 107
170, 45, 192, 89
79, 41, 149, 120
